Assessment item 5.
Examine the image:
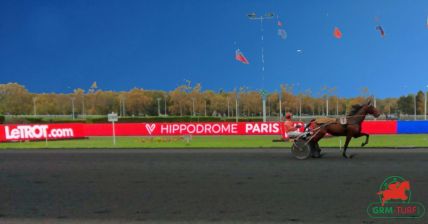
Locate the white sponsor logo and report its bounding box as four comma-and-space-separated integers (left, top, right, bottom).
4, 125, 74, 140
145, 123, 156, 135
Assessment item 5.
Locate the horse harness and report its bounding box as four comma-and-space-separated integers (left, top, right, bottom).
314, 114, 367, 133
305, 115, 365, 144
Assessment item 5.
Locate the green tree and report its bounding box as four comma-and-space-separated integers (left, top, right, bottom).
0, 83, 32, 114
397, 95, 414, 114
125, 88, 152, 116
416, 91, 424, 114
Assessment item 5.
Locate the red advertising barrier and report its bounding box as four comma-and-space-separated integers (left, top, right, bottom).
361, 121, 397, 134
84, 122, 305, 136
0, 123, 85, 142
0, 121, 398, 142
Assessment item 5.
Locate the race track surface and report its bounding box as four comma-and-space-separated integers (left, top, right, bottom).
0, 148, 427, 224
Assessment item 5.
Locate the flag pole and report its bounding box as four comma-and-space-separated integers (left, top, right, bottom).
248, 12, 274, 122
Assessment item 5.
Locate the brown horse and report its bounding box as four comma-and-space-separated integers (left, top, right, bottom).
309, 99, 380, 158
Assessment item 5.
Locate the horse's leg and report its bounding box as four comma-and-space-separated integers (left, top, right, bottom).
360, 133, 369, 147
310, 130, 326, 158
310, 141, 321, 158
342, 135, 352, 159
313, 142, 322, 158
353, 132, 369, 147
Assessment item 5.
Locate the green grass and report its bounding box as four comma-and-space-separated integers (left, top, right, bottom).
1, 134, 428, 149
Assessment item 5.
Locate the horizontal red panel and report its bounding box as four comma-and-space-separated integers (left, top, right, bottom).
1, 121, 397, 142
84, 122, 292, 136
361, 121, 397, 134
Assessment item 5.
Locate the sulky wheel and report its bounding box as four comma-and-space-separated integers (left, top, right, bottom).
291, 139, 311, 160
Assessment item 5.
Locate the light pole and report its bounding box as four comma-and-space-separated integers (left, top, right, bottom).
414, 94, 417, 120
312, 103, 315, 116
32, 97, 37, 116
299, 96, 302, 120
123, 97, 126, 116
425, 85, 428, 120
227, 96, 230, 117
373, 96, 377, 120
119, 96, 126, 117
320, 102, 323, 116
261, 90, 267, 122
295, 83, 302, 120
326, 96, 329, 116
324, 87, 336, 117
374, 96, 377, 108
157, 98, 161, 116
248, 12, 274, 122
278, 90, 282, 121
336, 97, 339, 116
164, 94, 167, 116
192, 97, 195, 116
71, 97, 75, 120
204, 99, 207, 116
119, 97, 122, 116
82, 95, 86, 118
235, 91, 239, 122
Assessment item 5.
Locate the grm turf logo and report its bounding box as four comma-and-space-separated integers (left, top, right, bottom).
367, 176, 425, 219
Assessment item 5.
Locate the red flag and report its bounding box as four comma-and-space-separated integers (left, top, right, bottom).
333, 27, 342, 39
235, 49, 249, 64
376, 25, 385, 38
278, 29, 287, 40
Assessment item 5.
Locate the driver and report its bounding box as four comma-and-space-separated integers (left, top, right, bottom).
284, 112, 301, 139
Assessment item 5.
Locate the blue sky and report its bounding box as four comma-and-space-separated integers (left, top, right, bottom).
1, 0, 428, 98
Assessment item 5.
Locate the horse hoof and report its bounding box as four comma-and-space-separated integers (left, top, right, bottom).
342, 154, 348, 159
311, 150, 322, 158
349, 154, 357, 159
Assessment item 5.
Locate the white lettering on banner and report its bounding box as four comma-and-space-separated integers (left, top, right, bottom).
205, 125, 212, 133
160, 125, 168, 133
50, 128, 74, 138
212, 124, 220, 133
4, 125, 74, 140
172, 125, 179, 133
180, 124, 187, 132
245, 123, 252, 133
158, 123, 239, 134
245, 123, 279, 134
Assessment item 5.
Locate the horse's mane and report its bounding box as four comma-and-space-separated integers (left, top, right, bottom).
348, 104, 363, 116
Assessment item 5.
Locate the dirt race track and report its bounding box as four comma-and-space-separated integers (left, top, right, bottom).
0, 148, 427, 224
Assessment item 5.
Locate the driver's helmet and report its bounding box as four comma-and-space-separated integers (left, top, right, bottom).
285, 112, 293, 120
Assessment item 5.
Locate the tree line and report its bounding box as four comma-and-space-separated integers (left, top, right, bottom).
0, 82, 425, 117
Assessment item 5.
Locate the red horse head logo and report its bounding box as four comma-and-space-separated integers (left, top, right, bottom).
377, 180, 410, 206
